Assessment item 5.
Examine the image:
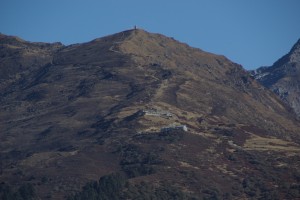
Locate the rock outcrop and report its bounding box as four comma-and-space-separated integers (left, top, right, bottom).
252, 39, 300, 117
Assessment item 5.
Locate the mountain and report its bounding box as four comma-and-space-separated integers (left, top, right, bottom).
1, 30, 300, 200
252, 39, 300, 117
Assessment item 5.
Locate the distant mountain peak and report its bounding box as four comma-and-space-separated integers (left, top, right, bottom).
289, 38, 300, 63
291, 38, 300, 51
252, 38, 300, 116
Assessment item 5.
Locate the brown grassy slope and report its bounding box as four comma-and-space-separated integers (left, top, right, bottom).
119, 29, 299, 137
0, 30, 300, 199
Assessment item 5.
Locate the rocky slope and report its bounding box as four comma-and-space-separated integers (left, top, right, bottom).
252, 39, 300, 117
1, 30, 300, 199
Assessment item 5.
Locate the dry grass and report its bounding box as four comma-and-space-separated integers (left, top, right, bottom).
243, 133, 300, 152
20, 151, 78, 167
178, 161, 199, 169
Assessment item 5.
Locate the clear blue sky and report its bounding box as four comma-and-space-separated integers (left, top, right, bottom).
1, 0, 300, 69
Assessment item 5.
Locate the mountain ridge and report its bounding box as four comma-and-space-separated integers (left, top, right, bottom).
252, 38, 300, 117
1, 30, 300, 199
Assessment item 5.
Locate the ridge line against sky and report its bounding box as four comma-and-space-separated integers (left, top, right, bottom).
1, 0, 300, 70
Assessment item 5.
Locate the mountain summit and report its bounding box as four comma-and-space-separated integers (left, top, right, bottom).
252, 38, 300, 116
1, 30, 300, 199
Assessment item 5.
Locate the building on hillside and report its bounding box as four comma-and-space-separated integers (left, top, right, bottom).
160, 124, 188, 132
142, 109, 173, 118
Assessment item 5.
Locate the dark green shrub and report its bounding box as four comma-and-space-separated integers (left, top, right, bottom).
67, 173, 126, 200
0, 183, 36, 200
119, 144, 162, 178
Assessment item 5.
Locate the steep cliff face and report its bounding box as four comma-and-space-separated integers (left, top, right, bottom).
252, 39, 300, 117
1, 30, 300, 199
